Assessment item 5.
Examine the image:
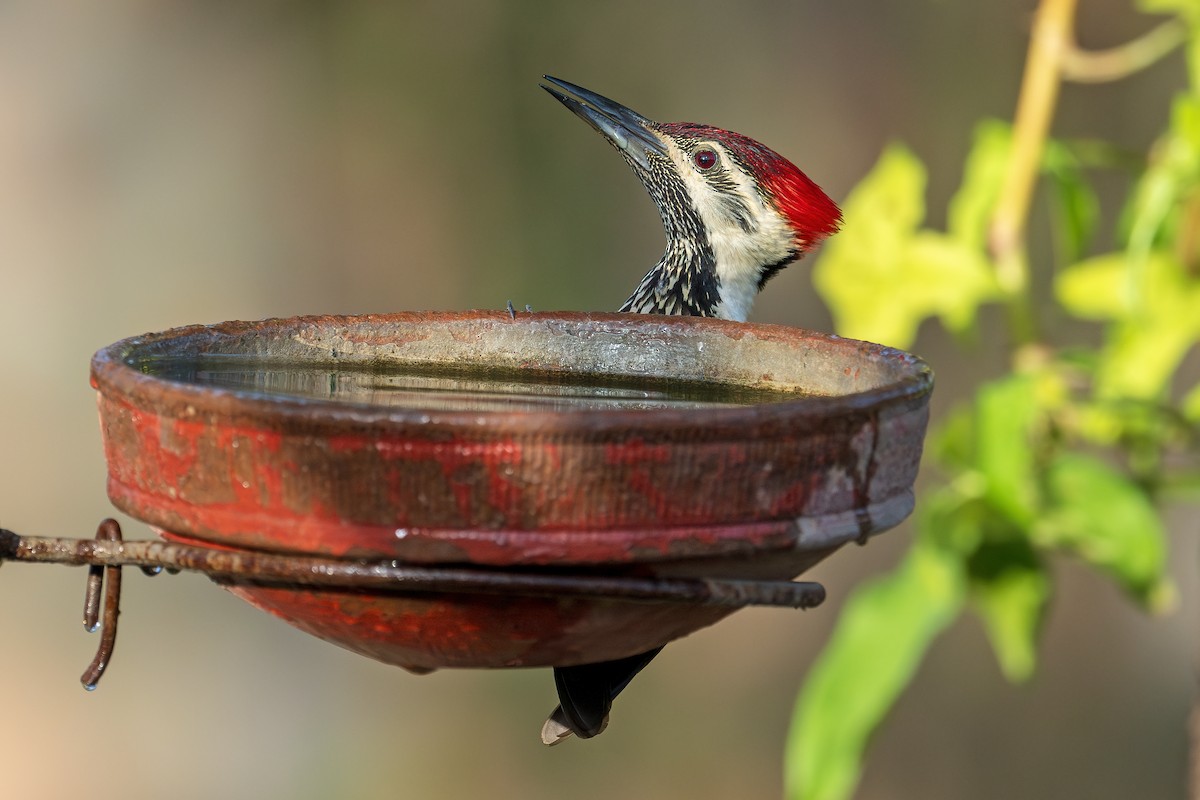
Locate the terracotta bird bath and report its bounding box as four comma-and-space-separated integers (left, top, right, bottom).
2, 311, 931, 682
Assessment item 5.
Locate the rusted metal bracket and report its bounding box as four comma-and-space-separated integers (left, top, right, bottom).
0, 520, 825, 691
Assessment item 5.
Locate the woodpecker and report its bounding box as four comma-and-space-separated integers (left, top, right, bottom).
542, 75, 840, 321
538, 76, 842, 745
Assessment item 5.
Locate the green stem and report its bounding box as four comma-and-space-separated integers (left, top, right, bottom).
990, 0, 1077, 347
1061, 18, 1188, 83
989, 2, 1189, 351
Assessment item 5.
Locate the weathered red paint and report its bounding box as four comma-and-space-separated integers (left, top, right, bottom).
216, 569, 737, 670
92, 312, 932, 670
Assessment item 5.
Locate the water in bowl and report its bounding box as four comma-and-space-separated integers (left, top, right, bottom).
136, 356, 803, 412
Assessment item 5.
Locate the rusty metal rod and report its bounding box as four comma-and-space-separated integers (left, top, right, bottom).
79, 519, 122, 690
0, 526, 825, 610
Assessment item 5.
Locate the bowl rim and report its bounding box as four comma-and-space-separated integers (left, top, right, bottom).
91, 310, 933, 438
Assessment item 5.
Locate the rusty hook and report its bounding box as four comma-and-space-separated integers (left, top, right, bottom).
80, 519, 123, 691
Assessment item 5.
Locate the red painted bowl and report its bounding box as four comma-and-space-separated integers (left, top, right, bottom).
91, 312, 932, 670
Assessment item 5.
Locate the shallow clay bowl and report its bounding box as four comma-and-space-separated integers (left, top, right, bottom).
91, 312, 932, 670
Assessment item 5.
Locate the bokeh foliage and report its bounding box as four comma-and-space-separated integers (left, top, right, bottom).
788, 2, 1200, 798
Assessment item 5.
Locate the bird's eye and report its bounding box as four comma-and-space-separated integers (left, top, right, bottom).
694, 149, 718, 171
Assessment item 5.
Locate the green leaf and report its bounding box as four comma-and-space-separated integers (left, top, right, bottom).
812, 144, 924, 348
1086, 96, 1200, 399
1121, 94, 1200, 264
931, 403, 976, 472
1043, 139, 1101, 265
948, 120, 1013, 251
1058, 251, 1200, 398
1096, 250, 1200, 399
1099, 307, 1200, 398
1138, 0, 1200, 15
1184, 381, 1200, 420
813, 144, 1000, 349
785, 535, 965, 800
1072, 401, 1137, 446
1055, 253, 1128, 320
1035, 452, 1174, 610
906, 233, 998, 336
976, 375, 1040, 526
967, 538, 1049, 683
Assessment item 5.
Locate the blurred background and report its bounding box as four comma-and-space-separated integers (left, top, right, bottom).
0, 2, 1195, 798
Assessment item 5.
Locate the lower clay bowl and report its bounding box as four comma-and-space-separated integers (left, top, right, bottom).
91, 311, 932, 670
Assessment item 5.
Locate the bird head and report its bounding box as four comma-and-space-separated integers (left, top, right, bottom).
543, 76, 841, 321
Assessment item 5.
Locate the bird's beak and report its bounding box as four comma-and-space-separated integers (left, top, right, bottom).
541, 76, 669, 171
